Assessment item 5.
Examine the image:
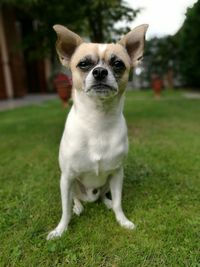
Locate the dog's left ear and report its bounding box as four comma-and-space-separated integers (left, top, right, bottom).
53, 25, 83, 67
118, 24, 148, 67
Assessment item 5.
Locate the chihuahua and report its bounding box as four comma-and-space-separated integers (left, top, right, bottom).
47, 24, 148, 240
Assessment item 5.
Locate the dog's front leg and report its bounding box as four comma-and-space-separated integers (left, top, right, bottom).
47, 173, 73, 240
110, 167, 135, 230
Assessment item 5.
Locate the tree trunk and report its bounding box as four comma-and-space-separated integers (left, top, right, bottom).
87, 3, 104, 43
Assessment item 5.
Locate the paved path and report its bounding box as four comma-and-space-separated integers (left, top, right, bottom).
1, 91, 199, 112
183, 92, 200, 99
0, 94, 57, 111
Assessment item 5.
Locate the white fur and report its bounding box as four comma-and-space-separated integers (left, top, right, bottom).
47, 56, 135, 241
98, 44, 107, 57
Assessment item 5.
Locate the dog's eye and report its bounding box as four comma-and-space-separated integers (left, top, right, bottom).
112, 60, 125, 70
77, 60, 94, 71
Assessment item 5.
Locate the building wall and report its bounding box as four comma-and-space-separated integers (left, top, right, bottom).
0, 6, 49, 100
0, 47, 7, 99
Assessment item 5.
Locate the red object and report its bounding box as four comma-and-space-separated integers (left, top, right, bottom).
53, 73, 72, 107
152, 76, 163, 98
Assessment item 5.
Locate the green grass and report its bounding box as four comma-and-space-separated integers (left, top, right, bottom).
0, 90, 200, 266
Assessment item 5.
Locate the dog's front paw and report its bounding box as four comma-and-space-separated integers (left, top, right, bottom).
118, 217, 135, 230
46, 227, 66, 240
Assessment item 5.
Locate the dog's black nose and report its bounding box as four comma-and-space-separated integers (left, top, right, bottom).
92, 67, 108, 81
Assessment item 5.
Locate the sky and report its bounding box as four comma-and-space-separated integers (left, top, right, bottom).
126, 0, 198, 39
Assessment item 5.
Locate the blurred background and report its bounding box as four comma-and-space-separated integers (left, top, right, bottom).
0, 0, 199, 101
1, 3, 200, 264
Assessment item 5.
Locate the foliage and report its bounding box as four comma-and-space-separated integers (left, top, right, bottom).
1, 0, 139, 60
79, 0, 139, 42
143, 36, 179, 81
0, 91, 200, 266
176, 0, 200, 88
141, 1, 200, 89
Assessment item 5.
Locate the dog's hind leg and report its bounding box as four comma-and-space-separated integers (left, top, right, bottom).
102, 196, 112, 209
73, 197, 84, 216
100, 181, 112, 210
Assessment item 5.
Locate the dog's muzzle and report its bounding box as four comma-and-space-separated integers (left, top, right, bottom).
85, 66, 118, 97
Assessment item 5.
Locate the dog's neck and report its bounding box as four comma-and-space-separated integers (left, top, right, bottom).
72, 89, 125, 127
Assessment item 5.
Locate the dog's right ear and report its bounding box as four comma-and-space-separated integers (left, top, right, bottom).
53, 25, 83, 67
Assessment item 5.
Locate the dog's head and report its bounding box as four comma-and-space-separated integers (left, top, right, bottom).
53, 25, 148, 99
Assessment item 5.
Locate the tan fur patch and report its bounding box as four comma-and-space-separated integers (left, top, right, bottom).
70, 42, 131, 93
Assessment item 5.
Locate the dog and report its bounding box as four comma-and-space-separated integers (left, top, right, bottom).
47, 24, 148, 240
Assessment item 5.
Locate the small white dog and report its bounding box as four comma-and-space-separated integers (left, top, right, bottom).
47, 24, 148, 240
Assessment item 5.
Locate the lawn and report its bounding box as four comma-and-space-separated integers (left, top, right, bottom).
0, 90, 199, 266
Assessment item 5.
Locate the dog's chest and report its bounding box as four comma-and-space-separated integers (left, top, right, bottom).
75, 132, 127, 188
88, 132, 126, 173
72, 128, 127, 170
59, 104, 128, 188
60, 114, 128, 181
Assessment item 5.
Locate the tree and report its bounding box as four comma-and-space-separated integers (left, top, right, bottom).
176, 0, 200, 88
82, 0, 139, 42
143, 36, 179, 87
1, 0, 140, 59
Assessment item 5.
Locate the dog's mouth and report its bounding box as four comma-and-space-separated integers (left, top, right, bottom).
87, 83, 117, 93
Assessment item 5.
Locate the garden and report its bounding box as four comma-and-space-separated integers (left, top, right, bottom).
0, 91, 199, 266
